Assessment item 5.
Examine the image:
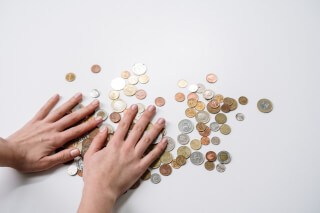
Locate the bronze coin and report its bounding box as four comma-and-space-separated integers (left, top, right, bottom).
121, 71, 130, 79
171, 159, 181, 169
160, 164, 172, 176
187, 99, 198, 108
187, 92, 199, 101
77, 170, 83, 177
206, 73, 217, 83
206, 151, 217, 162
141, 169, 151, 180
176, 155, 187, 166
230, 98, 238, 111
185, 108, 196, 118
65, 73, 76, 82
199, 127, 211, 137
223, 97, 233, 106
201, 136, 210, 145
196, 122, 207, 132
204, 161, 215, 171
239, 96, 248, 105
209, 99, 220, 108
91, 64, 101, 73
110, 112, 121, 123
207, 103, 221, 114
155, 97, 165, 107
135, 89, 147, 100
221, 104, 230, 113
130, 179, 140, 190
175, 92, 185, 102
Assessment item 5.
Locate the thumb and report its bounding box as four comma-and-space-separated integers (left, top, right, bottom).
43, 148, 80, 169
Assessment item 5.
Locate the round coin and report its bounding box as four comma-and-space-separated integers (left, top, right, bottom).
128, 76, 139, 85
195, 101, 205, 111
197, 83, 206, 94
187, 99, 198, 108
177, 134, 190, 145
164, 136, 175, 152
221, 104, 230, 113
211, 136, 221, 145
188, 84, 198, 92
236, 113, 245, 121
199, 127, 211, 137
223, 97, 233, 106
132, 63, 147, 75
206, 73, 217, 83
155, 97, 165, 107
216, 164, 226, 173
196, 122, 207, 132
220, 124, 231, 135
190, 139, 202, 150
111, 77, 126, 90
90, 89, 100, 98
257, 99, 273, 113
150, 173, 161, 184
178, 119, 194, 134
150, 158, 161, 169
135, 89, 147, 100
177, 146, 191, 158
201, 136, 210, 145
239, 96, 248, 105
204, 161, 215, 171
94, 109, 108, 121
190, 151, 205, 165
185, 108, 196, 118
218, 151, 231, 164
160, 151, 173, 164
110, 112, 121, 123
203, 89, 215, 100
229, 98, 238, 111
109, 90, 120, 100
187, 93, 199, 101
175, 92, 185, 102
65, 73, 76, 82
209, 99, 220, 108
160, 164, 172, 176
206, 151, 217, 162
141, 169, 151, 180
214, 94, 224, 103
138, 74, 149, 84
176, 155, 186, 166
91, 64, 101, 73
215, 113, 227, 124
207, 104, 220, 114
210, 122, 220, 132
123, 84, 137, 96
177, 79, 188, 88
121, 70, 130, 79
195, 111, 210, 123
67, 165, 78, 176
171, 159, 181, 169
111, 99, 127, 112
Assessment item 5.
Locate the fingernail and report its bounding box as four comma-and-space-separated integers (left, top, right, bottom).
99, 125, 107, 132
131, 104, 137, 110
52, 94, 59, 99
148, 105, 156, 112
74, 92, 82, 99
92, 99, 99, 106
70, 149, 80, 157
161, 138, 168, 143
157, 118, 165, 124
95, 116, 102, 121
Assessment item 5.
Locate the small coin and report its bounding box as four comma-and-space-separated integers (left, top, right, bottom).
111, 77, 126, 90
67, 165, 78, 176
239, 96, 248, 105
132, 63, 147, 75
195, 111, 210, 123
128, 76, 139, 85
195, 101, 205, 111
109, 90, 120, 100
214, 94, 224, 103
185, 108, 196, 118
111, 99, 127, 112
196, 122, 207, 132
177, 146, 191, 158
257, 99, 273, 113
206, 151, 217, 162
197, 83, 206, 94
211, 136, 221, 145
199, 127, 211, 137
220, 124, 231, 135
188, 84, 199, 92
160, 164, 172, 176
204, 161, 215, 171
178, 119, 194, 134
207, 103, 220, 114
229, 98, 238, 111
216, 164, 226, 173
203, 89, 215, 100
77, 170, 83, 177
206, 73, 217, 83
223, 97, 233, 106
187, 99, 198, 108
236, 113, 245, 121
178, 79, 188, 88
171, 159, 181, 169
190, 139, 202, 150
209, 99, 220, 108
135, 89, 147, 100
175, 92, 185, 102
210, 122, 220, 132
176, 155, 187, 166
91, 64, 101, 73
150, 158, 161, 169
164, 136, 175, 152
215, 113, 227, 124
138, 74, 149, 84
177, 133, 190, 145
121, 71, 130, 79
150, 173, 161, 184
218, 151, 231, 164
155, 97, 166, 107
141, 169, 151, 180
201, 136, 210, 145
123, 84, 137, 96
65, 73, 76, 82
94, 109, 108, 121
187, 93, 199, 101
110, 112, 121, 123
190, 151, 205, 165
160, 151, 173, 164
90, 89, 100, 98
221, 104, 230, 113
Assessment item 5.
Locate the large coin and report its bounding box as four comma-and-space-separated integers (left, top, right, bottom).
160, 164, 172, 176
220, 124, 231, 135
215, 113, 227, 124
123, 84, 137, 96
203, 89, 215, 100
177, 134, 190, 145
178, 119, 194, 134
187, 99, 198, 108
206, 151, 217, 162
111, 77, 126, 90
176, 155, 187, 166
210, 122, 220, 132
214, 94, 224, 103
160, 151, 173, 164
257, 99, 273, 113
188, 84, 198, 92
195, 101, 205, 111
155, 97, 165, 107
207, 103, 220, 114
132, 63, 147, 75
177, 146, 191, 158
175, 92, 185, 102
111, 99, 127, 112
164, 136, 175, 152
128, 76, 139, 85
150, 173, 161, 184
185, 108, 196, 118
190, 151, 204, 165
201, 136, 210, 145
171, 159, 181, 169
110, 112, 121, 123
218, 151, 231, 164
195, 111, 210, 123
190, 139, 201, 150
135, 89, 147, 100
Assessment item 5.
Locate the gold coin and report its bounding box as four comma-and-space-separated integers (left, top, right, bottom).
109, 90, 120, 100
229, 98, 238, 111
160, 151, 173, 164
121, 71, 131, 79
220, 124, 231, 135
185, 108, 196, 118
195, 101, 205, 111
138, 74, 149, 84
141, 169, 151, 180
257, 99, 273, 113
214, 94, 224, 103
150, 158, 161, 169
146, 122, 153, 131
204, 161, 215, 171
177, 146, 191, 159
171, 159, 181, 169
190, 139, 201, 150
65, 73, 76, 82
187, 99, 198, 108
223, 97, 233, 106
176, 155, 186, 166
123, 85, 137, 96
215, 113, 227, 124
239, 96, 248, 105
130, 179, 140, 190
207, 103, 220, 114
196, 122, 207, 132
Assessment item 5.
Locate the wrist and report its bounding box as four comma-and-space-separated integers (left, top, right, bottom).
0, 137, 15, 168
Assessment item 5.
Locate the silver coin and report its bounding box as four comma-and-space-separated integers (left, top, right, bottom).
71, 104, 84, 112
216, 164, 226, 173
137, 103, 145, 113
67, 164, 78, 176
90, 89, 100, 98
102, 124, 114, 134
111, 77, 126, 90
164, 136, 175, 152
210, 122, 220, 132
153, 134, 163, 144
195, 111, 210, 123
76, 159, 84, 172
211, 136, 221, 145
150, 173, 161, 184
190, 151, 204, 165
132, 63, 147, 75
218, 151, 231, 164
236, 113, 245, 121
188, 84, 198, 92
203, 89, 215, 100
74, 156, 81, 161
196, 83, 206, 94
178, 119, 194, 134
111, 99, 127, 112
94, 109, 108, 121
177, 133, 190, 145
128, 76, 139, 85
177, 79, 188, 88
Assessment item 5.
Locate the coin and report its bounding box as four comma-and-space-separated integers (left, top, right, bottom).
196, 122, 207, 132
65, 73, 76, 82
210, 122, 220, 132
185, 108, 196, 118
190, 139, 201, 150
164, 136, 175, 152
94, 109, 108, 121
187, 93, 199, 101
132, 63, 147, 75
209, 99, 219, 108
187, 99, 198, 108
155, 97, 165, 107
195, 111, 210, 123
160, 164, 172, 176
195, 101, 205, 111
135, 89, 147, 100
109, 90, 120, 100
121, 71, 130, 79
151, 173, 161, 184
216, 164, 226, 173
188, 84, 198, 92
206, 73, 217, 83
176, 155, 186, 166
177, 146, 191, 158
160, 151, 173, 164
77, 170, 83, 177
130, 179, 140, 190
203, 89, 215, 100
91, 64, 101, 73
257, 99, 273, 113
229, 98, 238, 111
128, 76, 139, 85
204, 161, 215, 171
220, 124, 231, 135
201, 136, 210, 145
239, 96, 248, 105
71, 104, 84, 112
178, 119, 194, 134
218, 151, 231, 164
175, 92, 185, 102
236, 113, 245, 121
177, 134, 190, 145
199, 127, 211, 137
67, 165, 78, 176
211, 136, 221, 145
105, 124, 114, 134
90, 89, 100, 98
138, 74, 149, 84
197, 83, 205, 93
110, 112, 121, 123
150, 158, 161, 169
111, 77, 126, 90
111, 99, 127, 112
221, 104, 230, 113
215, 113, 227, 124
123, 84, 137, 96
190, 151, 204, 165
177, 79, 188, 88
223, 97, 233, 106
206, 151, 217, 162
171, 159, 181, 169
214, 94, 224, 103
141, 169, 151, 180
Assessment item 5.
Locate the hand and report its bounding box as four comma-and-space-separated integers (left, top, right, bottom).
2, 93, 103, 173
78, 104, 167, 213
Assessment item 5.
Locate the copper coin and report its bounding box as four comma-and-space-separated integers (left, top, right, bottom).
77, 169, 83, 177
201, 136, 210, 145
130, 179, 140, 189
221, 104, 230, 113
155, 97, 165, 107
135, 89, 147, 100
206, 151, 217, 162
91, 64, 101, 73
110, 112, 121, 123
160, 164, 172, 176
121, 71, 130, 79
206, 73, 217, 83
205, 161, 215, 171
187, 92, 199, 101
196, 122, 207, 132
239, 96, 248, 105
207, 103, 221, 114
209, 99, 220, 108
176, 155, 187, 166
65, 73, 76, 82
175, 92, 185, 102
199, 127, 211, 137
224, 97, 233, 106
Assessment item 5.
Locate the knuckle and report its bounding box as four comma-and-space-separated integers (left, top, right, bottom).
135, 125, 145, 133
142, 135, 153, 144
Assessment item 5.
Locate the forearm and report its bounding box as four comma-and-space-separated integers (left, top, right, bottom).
0, 137, 14, 167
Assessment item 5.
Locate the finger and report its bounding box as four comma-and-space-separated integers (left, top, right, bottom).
140, 138, 167, 169
135, 118, 166, 156
126, 105, 156, 147
41, 148, 80, 169
55, 99, 100, 131
45, 92, 82, 122
32, 94, 60, 121
113, 104, 138, 141
85, 126, 108, 159
57, 116, 103, 146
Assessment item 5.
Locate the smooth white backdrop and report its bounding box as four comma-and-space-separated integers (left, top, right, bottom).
0, 0, 319, 213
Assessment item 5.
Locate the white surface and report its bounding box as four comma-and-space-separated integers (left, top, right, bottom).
0, 0, 320, 212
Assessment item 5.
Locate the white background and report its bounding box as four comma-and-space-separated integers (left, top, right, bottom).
0, 0, 319, 212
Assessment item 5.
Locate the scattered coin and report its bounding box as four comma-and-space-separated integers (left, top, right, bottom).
110, 112, 121, 123
199, 127, 211, 137
176, 155, 187, 166
150, 173, 161, 184
195, 101, 205, 111
128, 76, 139, 85
164, 136, 175, 152
90, 89, 100, 98
190, 139, 202, 150
109, 90, 120, 100
150, 158, 161, 169
188, 84, 198, 92
236, 113, 245, 121
195, 111, 210, 123
187, 99, 198, 108
220, 124, 231, 135
178, 119, 194, 134
171, 159, 181, 169
210, 122, 220, 132
132, 63, 147, 75
185, 108, 196, 118
206, 151, 217, 162
196, 122, 207, 132
223, 97, 233, 106
175, 92, 185, 102
139, 74, 149, 84
216, 164, 226, 173
214, 94, 224, 103
160, 151, 173, 164
91, 64, 101, 73
201, 136, 210, 145
204, 161, 215, 171
77, 170, 83, 177
155, 97, 165, 107
230, 98, 238, 111
67, 165, 78, 176
177, 146, 191, 159
190, 151, 204, 165
209, 99, 220, 108
111, 99, 127, 112
141, 169, 151, 180
221, 104, 230, 113
257, 99, 273, 113
123, 84, 137, 96
130, 179, 140, 190
211, 136, 221, 145
94, 109, 108, 121
218, 151, 231, 164
135, 89, 147, 100
207, 104, 220, 114
160, 164, 172, 176
65, 73, 76, 82
203, 89, 215, 100
215, 113, 227, 124
206, 73, 217, 83
111, 77, 126, 90
177, 79, 188, 88
177, 134, 190, 145
121, 71, 130, 79
187, 93, 199, 101
239, 96, 248, 105
197, 83, 206, 93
